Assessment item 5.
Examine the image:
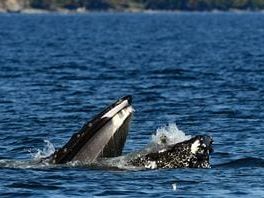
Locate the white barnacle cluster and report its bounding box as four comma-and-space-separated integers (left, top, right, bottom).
145, 161, 157, 169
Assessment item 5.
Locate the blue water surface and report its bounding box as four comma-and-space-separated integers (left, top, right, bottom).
0, 12, 264, 197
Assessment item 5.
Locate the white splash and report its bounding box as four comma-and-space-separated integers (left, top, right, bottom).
31, 140, 55, 160
172, 183, 177, 191
66, 160, 82, 167
145, 161, 157, 169
152, 123, 191, 145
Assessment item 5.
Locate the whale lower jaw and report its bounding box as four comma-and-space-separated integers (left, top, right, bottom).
128, 135, 213, 169
71, 106, 133, 162
48, 96, 133, 164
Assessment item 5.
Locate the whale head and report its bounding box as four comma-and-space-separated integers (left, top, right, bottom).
129, 135, 213, 169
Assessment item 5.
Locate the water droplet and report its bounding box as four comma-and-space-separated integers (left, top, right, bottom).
172, 183, 177, 191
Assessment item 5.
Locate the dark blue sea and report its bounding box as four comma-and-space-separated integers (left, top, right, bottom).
0, 12, 263, 197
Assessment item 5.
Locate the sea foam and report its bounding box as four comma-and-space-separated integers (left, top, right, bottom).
152, 123, 191, 145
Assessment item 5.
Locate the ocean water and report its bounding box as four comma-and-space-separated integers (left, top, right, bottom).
0, 12, 263, 197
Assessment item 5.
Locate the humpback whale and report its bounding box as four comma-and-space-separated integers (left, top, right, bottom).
45, 95, 213, 169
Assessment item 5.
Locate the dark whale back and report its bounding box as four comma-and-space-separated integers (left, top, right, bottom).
129, 135, 213, 169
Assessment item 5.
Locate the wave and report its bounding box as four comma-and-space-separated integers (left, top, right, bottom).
214, 157, 264, 168
0, 140, 57, 169
30, 140, 55, 160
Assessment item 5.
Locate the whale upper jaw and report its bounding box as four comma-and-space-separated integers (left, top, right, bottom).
48, 96, 133, 164
129, 135, 213, 169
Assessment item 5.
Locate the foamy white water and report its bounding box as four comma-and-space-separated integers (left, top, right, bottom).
152, 123, 191, 145
31, 140, 55, 160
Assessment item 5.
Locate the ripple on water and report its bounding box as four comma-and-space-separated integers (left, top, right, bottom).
0, 12, 263, 197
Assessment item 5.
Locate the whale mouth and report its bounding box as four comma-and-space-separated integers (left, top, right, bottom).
48, 95, 133, 164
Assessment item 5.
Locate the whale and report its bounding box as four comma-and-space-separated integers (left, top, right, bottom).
47, 95, 133, 164
126, 135, 213, 169
45, 95, 213, 169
